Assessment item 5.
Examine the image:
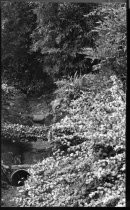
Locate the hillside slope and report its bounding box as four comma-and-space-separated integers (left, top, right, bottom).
12, 73, 126, 207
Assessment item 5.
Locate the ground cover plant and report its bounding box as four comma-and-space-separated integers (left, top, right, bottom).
12, 72, 126, 207
1, 123, 48, 143
1, 2, 126, 207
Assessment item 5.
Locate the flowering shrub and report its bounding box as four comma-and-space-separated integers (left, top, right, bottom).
12, 72, 125, 207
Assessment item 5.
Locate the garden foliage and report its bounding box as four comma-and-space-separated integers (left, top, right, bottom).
1, 123, 48, 143
2, 1, 100, 93
2, 2, 126, 207
1, 1, 55, 95
89, 3, 126, 86
13, 73, 126, 207
31, 2, 100, 78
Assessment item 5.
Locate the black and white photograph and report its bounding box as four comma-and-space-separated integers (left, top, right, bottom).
1, 0, 126, 207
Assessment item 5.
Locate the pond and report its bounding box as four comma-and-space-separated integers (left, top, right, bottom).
1, 139, 53, 166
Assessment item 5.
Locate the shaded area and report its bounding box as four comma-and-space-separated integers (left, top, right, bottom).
1, 139, 53, 166
11, 169, 30, 186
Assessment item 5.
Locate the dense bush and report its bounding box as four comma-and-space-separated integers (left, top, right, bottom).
31, 2, 100, 78
1, 1, 55, 95
12, 72, 125, 207
50, 72, 105, 123
1, 123, 49, 143
50, 72, 125, 155
1, 82, 29, 124
89, 3, 126, 88
50, 74, 83, 123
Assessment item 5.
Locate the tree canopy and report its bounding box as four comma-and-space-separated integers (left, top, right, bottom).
2, 2, 101, 94
1, 2, 126, 93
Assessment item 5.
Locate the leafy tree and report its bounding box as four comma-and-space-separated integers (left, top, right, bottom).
2, 2, 101, 93
1, 1, 54, 95
89, 3, 127, 88
31, 2, 100, 78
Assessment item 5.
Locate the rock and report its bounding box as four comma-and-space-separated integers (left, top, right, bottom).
32, 113, 53, 125
32, 114, 46, 123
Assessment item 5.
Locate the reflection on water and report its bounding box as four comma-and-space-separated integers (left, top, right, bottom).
1, 140, 52, 166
